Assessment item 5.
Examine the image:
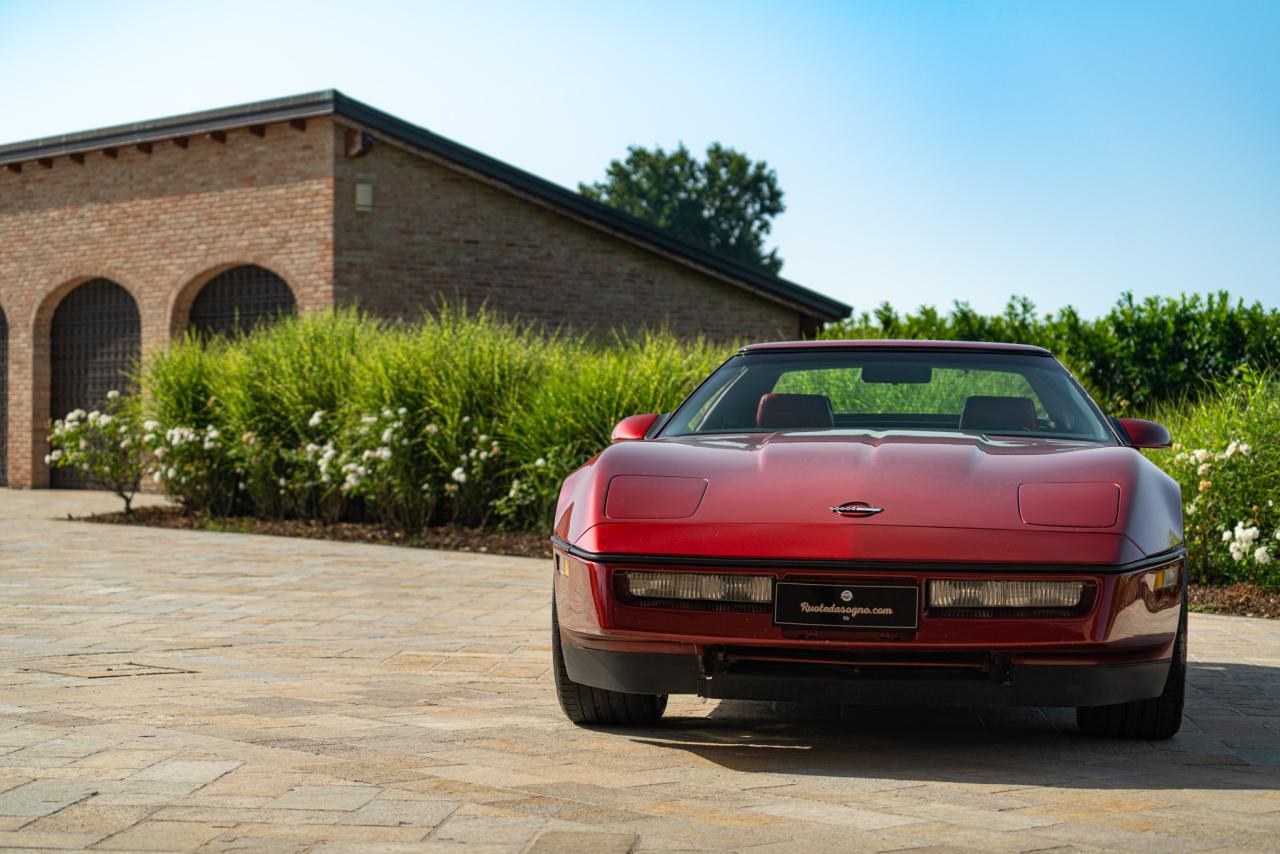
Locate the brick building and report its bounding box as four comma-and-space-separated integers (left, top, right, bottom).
0, 91, 849, 488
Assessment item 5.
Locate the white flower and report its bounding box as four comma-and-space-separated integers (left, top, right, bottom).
278, 477, 288, 487
308, 410, 325, 428
1196, 463, 1211, 476
1193, 449, 1210, 463
1223, 530, 1233, 542
143, 420, 159, 432
381, 427, 394, 444
397, 407, 408, 416
361, 415, 378, 425
462, 416, 470, 423
425, 423, 439, 435
154, 446, 168, 460
106, 390, 120, 400
534, 457, 546, 467
443, 482, 459, 495
166, 466, 176, 479
1255, 547, 1272, 566
1239, 443, 1251, 456
120, 438, 131, 450
478, 434, 489, 443
451, 466, 467, 484
377, 447, 392, 461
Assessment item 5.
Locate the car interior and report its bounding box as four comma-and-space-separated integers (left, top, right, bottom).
672, 355, 1113, 441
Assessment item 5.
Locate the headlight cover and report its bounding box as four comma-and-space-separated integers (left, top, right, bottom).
622, 571, 772, 604
929, 579, 1085, 610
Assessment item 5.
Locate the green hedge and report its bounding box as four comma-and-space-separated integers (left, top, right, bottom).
117, 308, 725, 530
822, 291, 1280, 411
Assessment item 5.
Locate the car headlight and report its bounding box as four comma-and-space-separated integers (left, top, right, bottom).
928, 579, 1084, 609
622, 571, 772, 604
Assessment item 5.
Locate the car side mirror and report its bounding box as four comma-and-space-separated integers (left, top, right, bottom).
611, 413, 659, 442
1117, 418, 1172, 449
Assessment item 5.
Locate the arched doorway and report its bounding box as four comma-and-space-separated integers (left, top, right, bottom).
188, 265, 296, 338
49, 278, 140, 489
0, 308, 7, 487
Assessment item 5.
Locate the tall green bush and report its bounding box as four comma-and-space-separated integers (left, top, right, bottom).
1147, 369, 1279, 587
118, 308, 732, 530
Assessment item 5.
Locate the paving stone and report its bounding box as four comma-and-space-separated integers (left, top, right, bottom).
0, 781, 97, 818
95, 819, 227, 851
272, 784, 379, 811
127, 759, 241, 787
337, 797, 459, 826
527, 830, 639, 853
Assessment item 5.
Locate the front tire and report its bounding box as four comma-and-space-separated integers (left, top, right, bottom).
1076, 602, 1187, 740
551, 601, 667, 726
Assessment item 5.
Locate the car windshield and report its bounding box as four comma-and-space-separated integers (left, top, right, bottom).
659, 349, 1116, 443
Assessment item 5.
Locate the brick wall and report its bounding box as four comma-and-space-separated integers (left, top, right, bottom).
332, 123, 805, 340
0, 120, 336, 486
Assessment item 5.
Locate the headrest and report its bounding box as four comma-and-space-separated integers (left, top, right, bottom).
959, 395, 1037, 432
757, 393, 834, 430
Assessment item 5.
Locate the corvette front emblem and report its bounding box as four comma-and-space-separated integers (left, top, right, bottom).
831, 501, 884, 517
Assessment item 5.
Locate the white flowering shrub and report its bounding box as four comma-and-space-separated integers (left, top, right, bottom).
493, 448, 572, 528
437, 418, 504, 525
46, 391, 148, 513
1154, 368, 1279, 586
140, 421, 242, 515
330, 408, 438, 529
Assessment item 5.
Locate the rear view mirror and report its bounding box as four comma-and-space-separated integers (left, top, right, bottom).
1117, 418, 1172, 449
611, 413, 659, 442
861, 363, 933, 384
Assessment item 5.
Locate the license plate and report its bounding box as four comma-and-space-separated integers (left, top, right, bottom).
773, 582, 919, 629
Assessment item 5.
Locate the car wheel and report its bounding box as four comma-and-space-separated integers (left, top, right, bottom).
551, 600, 667, 726
1076, 600, 1187, 740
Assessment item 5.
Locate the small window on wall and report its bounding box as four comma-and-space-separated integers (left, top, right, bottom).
188, 265, 296, 339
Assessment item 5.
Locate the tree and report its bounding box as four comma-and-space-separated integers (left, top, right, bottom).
580, 142, 786, 274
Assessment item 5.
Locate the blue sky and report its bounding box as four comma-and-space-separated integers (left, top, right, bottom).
1, 1, 1276, 318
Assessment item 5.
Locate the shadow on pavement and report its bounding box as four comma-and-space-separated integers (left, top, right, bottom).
626, 661, 1280, 790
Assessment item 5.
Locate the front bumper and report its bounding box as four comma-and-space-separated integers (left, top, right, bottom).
561, 643, 1171, 707
553, 541, 1184, 708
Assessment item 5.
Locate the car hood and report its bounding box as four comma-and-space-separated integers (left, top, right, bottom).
559, 431, 1183, 564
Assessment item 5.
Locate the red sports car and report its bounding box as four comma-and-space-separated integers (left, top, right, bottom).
550, 341, 1186, 738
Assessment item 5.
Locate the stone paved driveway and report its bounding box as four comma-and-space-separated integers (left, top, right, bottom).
1, 490, 1278, 852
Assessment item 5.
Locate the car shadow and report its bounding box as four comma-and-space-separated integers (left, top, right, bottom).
624, 661, 1280, 791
